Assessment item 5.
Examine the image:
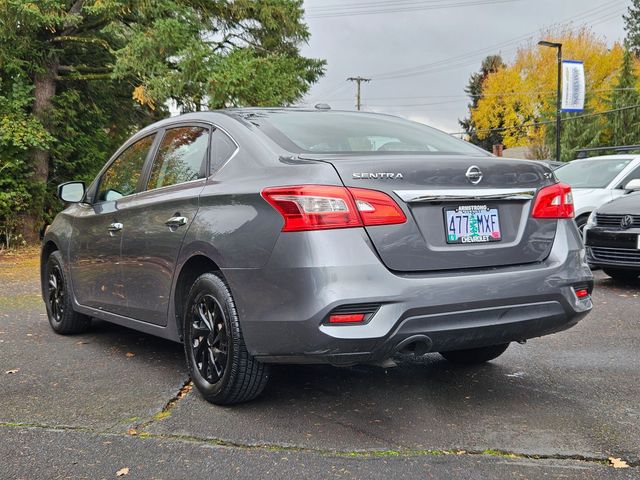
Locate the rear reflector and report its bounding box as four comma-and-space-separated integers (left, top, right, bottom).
328, 313, 366, 324
532, 182, 574, 219
262, 185, 406, 232
575, 288, 589, 298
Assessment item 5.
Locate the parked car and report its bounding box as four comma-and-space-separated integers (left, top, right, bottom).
584, 182, 640, 281
539, 160, 564, 170
41, 109, 594, 404
554, 155, 640, 231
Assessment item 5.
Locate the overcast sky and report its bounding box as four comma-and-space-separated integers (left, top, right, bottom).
298, 0, 629, 134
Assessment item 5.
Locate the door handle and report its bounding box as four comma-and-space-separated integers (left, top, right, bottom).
165, 216, 188, 228
108, 222, 123, 232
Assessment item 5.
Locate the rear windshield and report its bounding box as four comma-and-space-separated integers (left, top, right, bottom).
248, 110, 488, 156
555, 158, 631, 188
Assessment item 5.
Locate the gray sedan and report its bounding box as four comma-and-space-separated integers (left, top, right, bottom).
41, 109, 593, 404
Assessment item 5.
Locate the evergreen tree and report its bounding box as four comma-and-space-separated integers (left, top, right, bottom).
606, 49, 640, 147
0, 0, 325, 243
459, 55, 505, 151
623, 0, 640, 57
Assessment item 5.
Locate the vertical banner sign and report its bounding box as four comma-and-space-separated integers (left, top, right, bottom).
561, 60, 585, 112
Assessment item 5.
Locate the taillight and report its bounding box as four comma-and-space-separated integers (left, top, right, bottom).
348, 187, 407, 226
261, 185, 406, 232
532, 182, 574, 218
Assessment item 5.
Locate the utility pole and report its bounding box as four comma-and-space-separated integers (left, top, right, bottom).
538, 40, 563, 162
347, 76, 371, 110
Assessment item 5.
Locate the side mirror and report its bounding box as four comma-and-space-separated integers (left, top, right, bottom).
58, 181, 86, 203
624, 179, 640, 192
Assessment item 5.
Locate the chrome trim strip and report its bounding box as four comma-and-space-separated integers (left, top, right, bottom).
394, 188, 537, 203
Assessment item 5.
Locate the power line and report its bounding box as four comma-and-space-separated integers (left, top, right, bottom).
307, 0, 525, 18
364, 0, 625, 80
449, 104, 640, 136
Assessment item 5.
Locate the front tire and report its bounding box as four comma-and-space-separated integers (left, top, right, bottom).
603, 268, 639, 283
440, 343, 509, 365
44, 251, 91, 335
575, 214, 590, 235
183, 272, 270, 405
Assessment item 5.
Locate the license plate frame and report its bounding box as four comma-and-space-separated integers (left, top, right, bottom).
444, 205, 502, 244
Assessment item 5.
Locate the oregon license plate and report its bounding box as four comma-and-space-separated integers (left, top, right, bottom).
444, 205, 502, 244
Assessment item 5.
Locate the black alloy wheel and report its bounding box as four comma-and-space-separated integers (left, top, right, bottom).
191, 294, 229, 384
183, 272, 270, 404
44, 251, 91, 334
48, 265, 65, 323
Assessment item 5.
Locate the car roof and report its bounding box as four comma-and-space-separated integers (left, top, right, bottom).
570, 154, 640, 162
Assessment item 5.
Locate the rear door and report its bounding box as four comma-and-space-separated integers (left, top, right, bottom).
301, 154, 556, 272
118, 124, 210, 325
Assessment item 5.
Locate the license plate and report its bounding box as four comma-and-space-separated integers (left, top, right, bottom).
444, 205, 502, 244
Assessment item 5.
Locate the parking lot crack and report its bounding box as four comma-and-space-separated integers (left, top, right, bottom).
1, 423, 637, 469
132, 378, 192, 433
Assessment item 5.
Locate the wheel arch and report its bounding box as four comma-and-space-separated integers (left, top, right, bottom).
40, 240, 60, 301
173, 254, 222, 340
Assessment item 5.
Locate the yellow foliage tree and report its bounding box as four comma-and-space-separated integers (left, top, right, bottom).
471, 28, 626, 149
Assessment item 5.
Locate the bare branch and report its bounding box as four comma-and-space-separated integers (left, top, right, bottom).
56, 72, 114, 82
51, 35, 115, 54
58, 64, 113, 74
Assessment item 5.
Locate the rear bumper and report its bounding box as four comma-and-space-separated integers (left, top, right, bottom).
224, 220, 593, 365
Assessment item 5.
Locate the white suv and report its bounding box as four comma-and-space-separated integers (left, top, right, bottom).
554, 155, 640, 231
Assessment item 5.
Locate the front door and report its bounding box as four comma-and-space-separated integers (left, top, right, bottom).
119, 125, 210, 325
69, 134, 156, 316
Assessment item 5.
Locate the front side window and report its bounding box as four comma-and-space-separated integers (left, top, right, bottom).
618, 165, 640, 188
97, 134, 155, 202
147, 126, 209, 190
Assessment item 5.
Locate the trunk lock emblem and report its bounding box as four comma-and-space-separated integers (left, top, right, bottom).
621, 215, 634, 229
465, 166, 483, 185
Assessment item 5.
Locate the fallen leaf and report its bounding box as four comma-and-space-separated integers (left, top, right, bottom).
5, 369, 19, 374
127, 428, 137, 436
116, 467, 130, 476
609, 457, 630, 469
125, 352, 135, 358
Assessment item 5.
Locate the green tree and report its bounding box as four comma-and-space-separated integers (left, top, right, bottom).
606, 49, 640, 146
624, 0, 640, 57
459, 55, 505, 151
0, 0, 325, 243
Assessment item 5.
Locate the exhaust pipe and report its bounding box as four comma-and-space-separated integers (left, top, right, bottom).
394, 335, 433, 356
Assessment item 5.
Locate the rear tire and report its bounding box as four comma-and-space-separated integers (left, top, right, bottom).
440, 343, 509, 365
603, 268, 639, 283
44, 251, 91, 335
183, 272, 270, 405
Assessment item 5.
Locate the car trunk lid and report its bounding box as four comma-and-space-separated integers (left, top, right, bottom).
300, 154, 557, 272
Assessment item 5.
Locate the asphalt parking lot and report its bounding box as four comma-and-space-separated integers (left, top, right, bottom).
1, 251, 638, 479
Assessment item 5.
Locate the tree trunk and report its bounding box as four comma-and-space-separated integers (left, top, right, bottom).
20, 62, 58, 244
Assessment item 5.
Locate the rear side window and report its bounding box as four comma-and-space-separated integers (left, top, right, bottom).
210, 128, 238, 174
97, 134, 155, 202
147, 126, 209, 190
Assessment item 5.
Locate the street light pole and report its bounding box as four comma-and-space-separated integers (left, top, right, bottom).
538, 40, 563, 162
